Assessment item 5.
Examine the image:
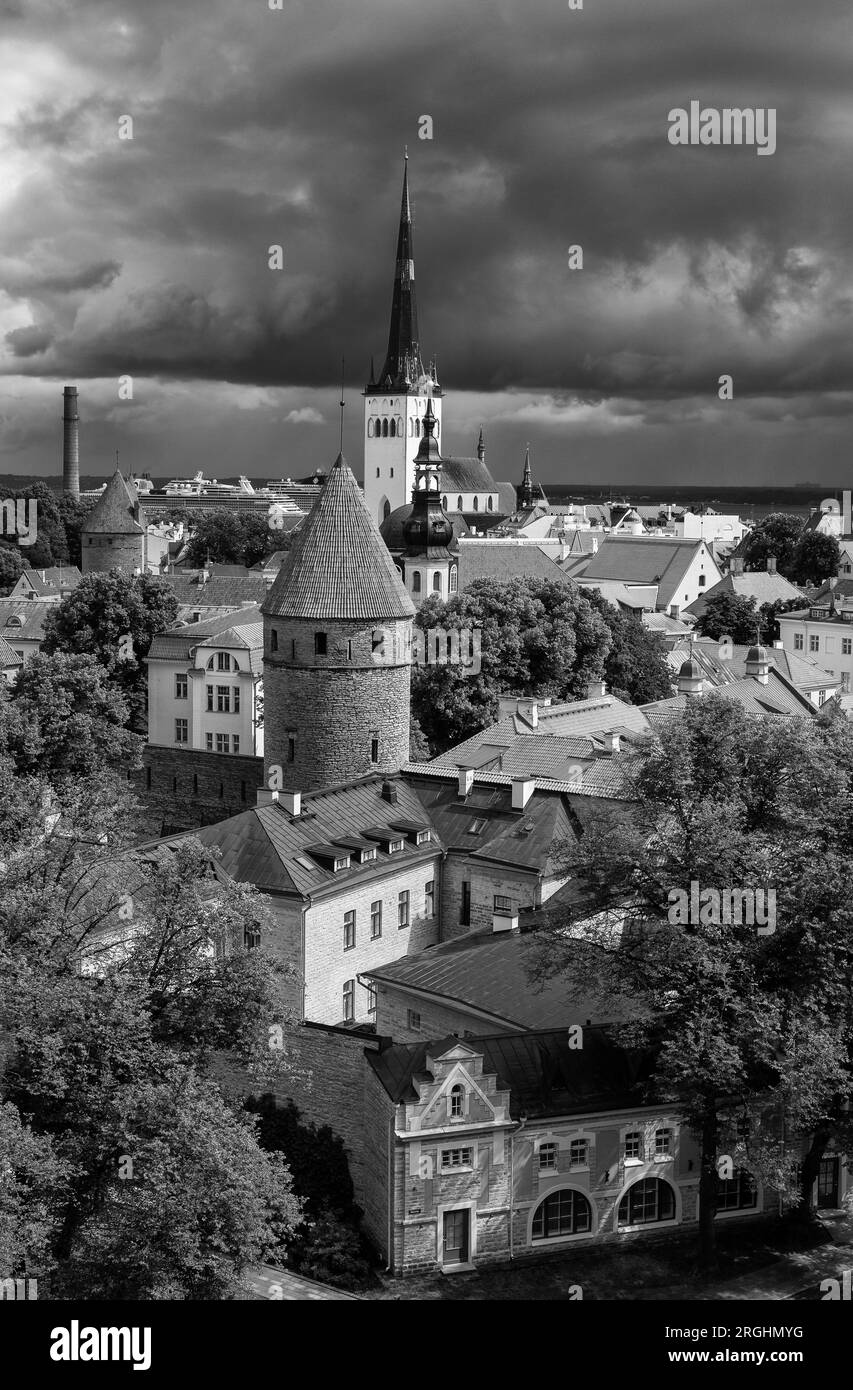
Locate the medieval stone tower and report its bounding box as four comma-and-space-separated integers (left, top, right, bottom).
363, 156, 442, 527
262, 451, 415, 792
80, 469, 146, 574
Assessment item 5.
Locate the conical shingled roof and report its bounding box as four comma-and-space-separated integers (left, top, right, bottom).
82, 470, 144, 535
263, 453, 415, 620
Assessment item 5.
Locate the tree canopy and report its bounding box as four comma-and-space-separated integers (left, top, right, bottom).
184, 511, 286, 569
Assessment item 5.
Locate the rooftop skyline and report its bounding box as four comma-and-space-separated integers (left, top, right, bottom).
1, 0, 852, 485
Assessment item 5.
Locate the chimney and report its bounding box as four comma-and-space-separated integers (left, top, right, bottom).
517, 698, 538, 728
773, 639, 784, 648
766, 556, 777, 575
279, 789, 302, 816
730, 556, 744, 575
601, 731, 621, 754
511, 777, 535, 810
381, 780, 398, 803
256, 789, 279, 807
62, 386, 80, 499
586, 679, 607, 699
844, 490, 852, 537
458, 766, 475, 798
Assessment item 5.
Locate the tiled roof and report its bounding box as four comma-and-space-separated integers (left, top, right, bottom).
582, 536, 711, 609
686, 570, 806, 616
644, 670, 816, 719
496, 480, 518, 515
151, 775, 440, 897
0, 634, 23, 666
264, 454, 414, 620
666, 637, 838, 691
81, 470, 144, 535
458, 541, 571, 589
148, 607, 263, 665
368, 1027, 656, 1116
10, 566, 82, 596
158, 576, 268, 608
0, 599, 53, 640
576, 579, 657, 610
363, 931, 630, 1032
439, 457, 499, 495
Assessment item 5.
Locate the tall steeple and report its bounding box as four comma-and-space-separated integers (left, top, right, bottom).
519, 444, 535, 510
378, 155, 425, 389
403, 402, 453, 554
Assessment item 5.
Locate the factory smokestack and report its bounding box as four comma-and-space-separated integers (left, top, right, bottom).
62, 386, 80, 499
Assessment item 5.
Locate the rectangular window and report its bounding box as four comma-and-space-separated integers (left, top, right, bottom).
460, 881, 471, 926
494, 894, 512, 913
216, 685, 230, 713
334, 856, 349, 872
216, 733, 230, 753
175, 674, 188, 699
794, 633, 804, 650
843, 638, 852, 656
287, 734, 296, 762
416, 829, 431, 844
407, 1009, 421, 1031
539, 1142, 558, 1171
206, 684, 214, 711
624, 1131, 643, 1161
232, 735, 239, 754
398, 890, 410, 929
217, 652, 231, 671
569, 1139, 589, 1169
441, 1147, 473, 1170
425, 880, 435, 917
370, 734, 379, 763
291, 639, 296, 660
342, 979, 355, 1022
366, 981, 377, 1015
233, 687, 240, 714
809, 635, 820, 653
347, 639, 353, 661
370, 900, 382, 938
205, 733, 213, 751
388, 838, 404, 854
343, 910, 356, 950
314, 632, 327, 656
270, 629, 278, 652
174, 718, 188, 744
655, 1128, 672, 1158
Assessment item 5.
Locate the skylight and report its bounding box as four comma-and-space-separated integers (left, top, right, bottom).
294, 855, 317, 871
467, 818, 487, 834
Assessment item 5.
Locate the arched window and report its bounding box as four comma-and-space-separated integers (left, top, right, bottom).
532, 1189, 592, 1239
382, 419, 389, 438
383, 500, 391, 521
449, 1084, 464, 1118
449, 566, 458, 593
408, 419, 414, 436
716, 1169, 758, 1212
397, 416, 404, 435
488, 496, 494, 511
457, 496, 463, 511
376, 467, 380, 478
412, 572, 422, 593
390, 419, 396, 438
473, 496, 479, 512
432, 572, 442, 593
368, 419, 374, 438
618, 1178, 676, 1227
442, 496, 448, 510
415, 418, 420, 436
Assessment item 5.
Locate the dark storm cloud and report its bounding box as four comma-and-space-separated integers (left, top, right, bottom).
1, 0, 852, 482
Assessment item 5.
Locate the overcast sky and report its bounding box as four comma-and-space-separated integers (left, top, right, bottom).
1, 0, 852, 488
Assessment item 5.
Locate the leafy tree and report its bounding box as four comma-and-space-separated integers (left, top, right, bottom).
0, 765, 303, 1296
409, 715, 431, 761
528, 696, 853, 1269
0, 543, 24, 595
56, 495, 94, 570
1, 652, 142, 782
741, 514, 804, 578
695, 592, 765, 645
41, 571, 179, 732
583, 594, 672, 704
185, 511, 284, 569
790, 531, 841, 588
0, 1101, 72, 1282
288, 1208, 374, 1291
11, 482, 69, 567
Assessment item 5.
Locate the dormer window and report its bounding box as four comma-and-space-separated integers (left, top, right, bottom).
360, 846, 377, 863
333, 856, 350, 872
388, 838, 404, 854
416, 829, 431, 845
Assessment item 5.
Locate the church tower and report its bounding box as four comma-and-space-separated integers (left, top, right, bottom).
364, 156, 442, 527
400, 401, 457, 605
262, 451, 415, 792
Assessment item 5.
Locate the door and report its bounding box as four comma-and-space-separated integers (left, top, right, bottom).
818, 1156, 840, 1208
442, 1209, 470, 1266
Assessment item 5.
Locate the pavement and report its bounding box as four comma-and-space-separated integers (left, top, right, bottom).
240, 1263, 362, 1301
694, 1211, 853, 1301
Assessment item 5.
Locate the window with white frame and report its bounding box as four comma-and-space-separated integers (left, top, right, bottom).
216, 685, 230, 713
716, 1168, 758, 1212
175, 718, 188, 744
343, 910, 356, 950
366, 981, 377, 1015
618, 1177, 675, 1227
398, 890, 410, 928
794, 633, 804, 650
569, 1139, 589, 1169
654, 1127, 673, 1158
205, 733, 213, 751
370, 900, 382, 938
425, 880, 435, 917
441, 1147, 473, 1170
539, 1141, 558, 1170
810, 635, 820, 652
624, 1131, 643, 1161
532, 1189, 592, 1239
449, 1084, 464, 1119
232, 735, 239, 754
216, 733, 229, 753
843, 638, 852, 656
175, 674, 188, 700
342, 979, 355, 1021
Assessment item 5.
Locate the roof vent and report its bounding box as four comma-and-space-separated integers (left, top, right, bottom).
458, 766, 475, 798
381, 780, 398, 803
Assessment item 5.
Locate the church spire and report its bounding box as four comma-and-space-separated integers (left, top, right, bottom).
378, 156, 425, 390
519, 444, 535, 510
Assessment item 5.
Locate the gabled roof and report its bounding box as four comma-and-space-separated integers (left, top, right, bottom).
159, 576, 269, 608
666, 637, 839, 692
458, 541, 572, 589
686, 569, 806, 617
368, 1027, 657, 1117
264, 454, 415, 621
496, 480, 519, 516
440, 458, 500, 496
147, 606, 264, 665
582, 536, 715, 609
0, 599, 54, 640
0, 634, 23, 667
362, 931, 630, 1033
81, 470, 144, 535
9, 566, 82, 597
150, 775, 440, 897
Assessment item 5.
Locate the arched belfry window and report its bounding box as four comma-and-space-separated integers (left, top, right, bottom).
442, 496, 448, 509
390, 419, 396, 438
457, 496, 463, 511
488, 496, 494, 511
449, 566, 458, 593
382, 419, 389, 438
432, 572, 442, 593
473, 496, 479, 512
368, 419, 374, 438
412, 572, 422, 593
383, 499, 391, 521
415, 418, 421, 436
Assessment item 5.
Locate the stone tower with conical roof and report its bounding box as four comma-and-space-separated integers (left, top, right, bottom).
262, 452, 415, 792
364, 156, 442, 527
81, 469, 146, 573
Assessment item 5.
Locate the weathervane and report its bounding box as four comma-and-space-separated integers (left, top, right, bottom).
339, 356, 345, 452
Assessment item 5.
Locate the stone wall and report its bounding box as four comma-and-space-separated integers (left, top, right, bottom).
135, 744, 265, 833
440, 852, 541, 940
263, 616, 411, 791
373, 980, 514, 1043
81, 534, 144, 574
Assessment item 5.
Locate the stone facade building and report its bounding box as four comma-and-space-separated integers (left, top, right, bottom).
81, 469, 173, 575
